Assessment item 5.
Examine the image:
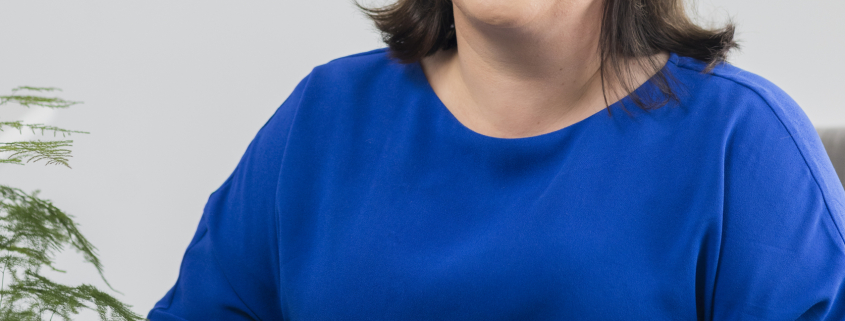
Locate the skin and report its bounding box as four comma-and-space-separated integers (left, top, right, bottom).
420, 0, 670, 139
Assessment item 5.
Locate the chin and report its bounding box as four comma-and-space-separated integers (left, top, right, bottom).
454, 0, 551, 29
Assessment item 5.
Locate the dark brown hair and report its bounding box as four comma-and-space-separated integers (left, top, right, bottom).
354, 0, 739, 114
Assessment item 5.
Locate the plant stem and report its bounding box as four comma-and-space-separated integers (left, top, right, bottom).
0, 265, 5, 308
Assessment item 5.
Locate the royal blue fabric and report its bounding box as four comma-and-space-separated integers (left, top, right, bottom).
148, 48, 845, 320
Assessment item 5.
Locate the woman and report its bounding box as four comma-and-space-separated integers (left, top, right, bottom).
148, 0, 845, 320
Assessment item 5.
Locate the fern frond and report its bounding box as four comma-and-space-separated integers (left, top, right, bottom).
0, 186, 146, 320
0, 140, 73, 168
10, 87, 62, 94
0, 186, 115, 294
0, 87, 81, 109
0, 269, 143, 321
0, 122, 89, 138
0, 158, 23, 166
0, 96, 81, 109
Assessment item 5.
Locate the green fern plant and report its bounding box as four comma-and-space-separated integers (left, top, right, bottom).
0, 87, 144, 321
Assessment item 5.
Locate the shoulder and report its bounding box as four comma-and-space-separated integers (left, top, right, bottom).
284, 47, 420, 124
263, 47, 404, 126
647, 54, 811, 148
669, 54, 845, 245
665, 54, 818, 162
669, 53, 804, 124
309, 47, 403, 83
324, 47, 392, 65
668, 54, 823, 171
286, 47, 414, 106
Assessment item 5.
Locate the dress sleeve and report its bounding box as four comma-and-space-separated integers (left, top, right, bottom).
147, 73, 311, 321
709, 90, 845, 320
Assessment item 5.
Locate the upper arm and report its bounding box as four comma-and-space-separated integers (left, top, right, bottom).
148, 73, 312, 321
147, 194, 262, 320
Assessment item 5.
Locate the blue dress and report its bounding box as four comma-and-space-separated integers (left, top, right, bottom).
148, 48, 845, 320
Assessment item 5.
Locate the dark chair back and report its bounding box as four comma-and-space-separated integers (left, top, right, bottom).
817, 127, 845, 190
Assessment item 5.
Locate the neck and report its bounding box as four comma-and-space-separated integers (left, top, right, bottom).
421, 1, 667, 139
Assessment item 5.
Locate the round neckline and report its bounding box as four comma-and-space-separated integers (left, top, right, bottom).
412, 52, 680, 142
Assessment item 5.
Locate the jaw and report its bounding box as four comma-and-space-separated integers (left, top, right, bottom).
453, 0, 552, 30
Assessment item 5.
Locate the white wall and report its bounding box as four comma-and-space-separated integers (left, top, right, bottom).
0, 0, 842, 318
695, 0, 845, 128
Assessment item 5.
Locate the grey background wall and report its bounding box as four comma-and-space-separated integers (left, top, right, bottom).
0, 0, 843, 317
